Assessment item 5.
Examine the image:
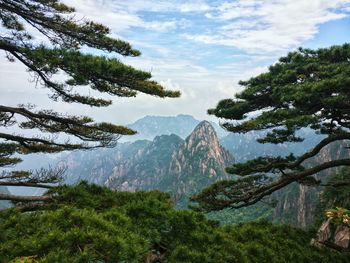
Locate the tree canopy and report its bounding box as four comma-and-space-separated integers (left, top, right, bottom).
192, 44, 350, 212
1, 182, 349, 262
0, 0, 179, 202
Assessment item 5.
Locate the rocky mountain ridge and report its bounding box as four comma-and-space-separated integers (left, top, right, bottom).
58, 121, 234, 203
107, 121, 234, 199
9, 114, 348, 228
124, 114, 228, 141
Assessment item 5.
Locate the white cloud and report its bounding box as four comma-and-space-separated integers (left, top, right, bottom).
63, 0, 189, 33
178, 2, 211, 13
64, 0, 142, 33
187, 0, 350, 53
2, 0, 350, 125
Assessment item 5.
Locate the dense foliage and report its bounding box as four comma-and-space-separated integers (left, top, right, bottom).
314, 168, 350, 225
193, 44, 350, 211
207, 202, 273, 225
320, 168, 350, 210
325, 207, 350, 227
0, 0, 179, 202
1, 183, 349, 262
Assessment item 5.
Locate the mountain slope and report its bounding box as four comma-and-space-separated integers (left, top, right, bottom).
106, 134, 184, 191
124, 114, 227, 141
167, 121, 234, 197
59, 140, 151, 185
107, 121, 234, 200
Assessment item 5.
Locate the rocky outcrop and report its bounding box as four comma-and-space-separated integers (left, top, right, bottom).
54, 120, 233, 203
106, 134, 183, 191
312, 219, 350, 252
167, 121, 234, 197
107, 121, 234, 199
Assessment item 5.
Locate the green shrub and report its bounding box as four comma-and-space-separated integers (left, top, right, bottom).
0, 182, 349, 262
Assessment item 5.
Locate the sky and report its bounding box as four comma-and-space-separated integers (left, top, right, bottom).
1, 0, 350, 125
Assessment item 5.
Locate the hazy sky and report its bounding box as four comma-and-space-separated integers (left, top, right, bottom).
1, 0, 350, 125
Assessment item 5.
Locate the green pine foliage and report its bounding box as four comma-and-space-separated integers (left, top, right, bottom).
314, 168, 350, 225
207, 203, 274, 225
0, 183, 349, 262
0, 0, 179, 201
320, 168, 350, 209
193, 44, 350, 211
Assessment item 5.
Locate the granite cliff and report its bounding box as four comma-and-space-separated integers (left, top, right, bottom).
107, 121, 234, 200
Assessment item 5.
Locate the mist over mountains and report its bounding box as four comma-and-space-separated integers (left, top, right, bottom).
107, 121, 234, 199
2, 114, 336, 227
58, 120, 234, 204
123, 114, 228, 141
2, 114, 321, 189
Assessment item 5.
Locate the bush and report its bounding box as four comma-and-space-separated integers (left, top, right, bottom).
0, 182, 349, 262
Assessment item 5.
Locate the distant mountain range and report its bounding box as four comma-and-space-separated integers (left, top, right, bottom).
123, 114, 323, 162
59, 121, 234, 205
221, 128, 322, 162
123, 114, 228, 141
5, 114, 345, 228
107, 121, 234, 199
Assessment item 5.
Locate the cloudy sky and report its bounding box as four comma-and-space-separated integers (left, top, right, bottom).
1, 0, 350, 125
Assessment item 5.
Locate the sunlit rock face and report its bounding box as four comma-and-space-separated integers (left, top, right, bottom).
53, 114, 349, 228
167, 121, 234, 197
106, 121, 234, 199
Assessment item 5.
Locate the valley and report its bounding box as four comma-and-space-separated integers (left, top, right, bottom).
5, 114, 347, 227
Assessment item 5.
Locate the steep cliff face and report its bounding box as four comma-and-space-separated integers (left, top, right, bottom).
107, 121, 234, 199
106, 134, 184, 191
272, 140, 350, 228
59, 140, 150, 185
167, 121, 234, 197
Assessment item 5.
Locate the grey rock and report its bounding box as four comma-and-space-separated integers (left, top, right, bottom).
334, 225, 350, 249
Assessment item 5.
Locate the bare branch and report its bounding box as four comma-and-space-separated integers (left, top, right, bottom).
0, 182, 52, 188
0, 193, 51, 202
287, 134, 350, 169
193, 159, 350, 211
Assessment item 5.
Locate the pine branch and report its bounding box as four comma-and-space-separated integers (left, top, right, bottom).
226, 133, 350, 176
288, 133, 350, 169
0, 0, 140, 55
193, 158, 350, 211
0, 104, 135, 144
1, 203, 51, 213
0, 0, 181, 202
0, 193, 51, 202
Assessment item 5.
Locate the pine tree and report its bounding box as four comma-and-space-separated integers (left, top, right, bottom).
192, 44, 350, 212
0, 0, 180, 202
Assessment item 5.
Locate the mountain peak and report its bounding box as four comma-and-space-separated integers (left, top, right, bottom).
177, 120, 233, 176
187, 121, 218, 144
167, 120, 234, 196
193, 120, 214, 130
